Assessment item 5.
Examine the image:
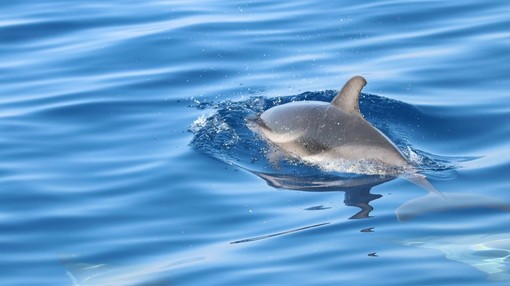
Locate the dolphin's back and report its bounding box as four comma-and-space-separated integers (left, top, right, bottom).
259, 101, 328, 135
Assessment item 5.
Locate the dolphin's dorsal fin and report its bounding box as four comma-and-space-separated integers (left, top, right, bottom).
331, 76, 367, 114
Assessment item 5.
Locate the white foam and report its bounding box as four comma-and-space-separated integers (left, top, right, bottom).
406, 146, 423, 165
301, 155, 405, 176
189, 114, 208, 133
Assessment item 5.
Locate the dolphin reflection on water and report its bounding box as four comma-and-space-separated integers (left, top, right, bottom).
255, 171, 388, 219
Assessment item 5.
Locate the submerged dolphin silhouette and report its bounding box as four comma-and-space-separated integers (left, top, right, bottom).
251, 75, 436, 192
61, 254, 203, 286
403, 233, 510, 280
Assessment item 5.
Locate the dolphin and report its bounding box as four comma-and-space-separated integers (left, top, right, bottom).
250, 75, 436, 193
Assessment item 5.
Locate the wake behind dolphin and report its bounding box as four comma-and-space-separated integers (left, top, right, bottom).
250, 76, 439, 194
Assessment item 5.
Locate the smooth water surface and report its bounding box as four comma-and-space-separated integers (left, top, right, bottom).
1, 1, 510, 285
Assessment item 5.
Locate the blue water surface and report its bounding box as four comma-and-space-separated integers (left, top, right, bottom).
2, 1, 510, 285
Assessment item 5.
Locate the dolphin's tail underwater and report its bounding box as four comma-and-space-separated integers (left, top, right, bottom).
396, 173, 510, 221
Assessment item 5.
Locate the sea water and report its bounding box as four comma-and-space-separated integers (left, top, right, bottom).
1, 1, 510, 285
